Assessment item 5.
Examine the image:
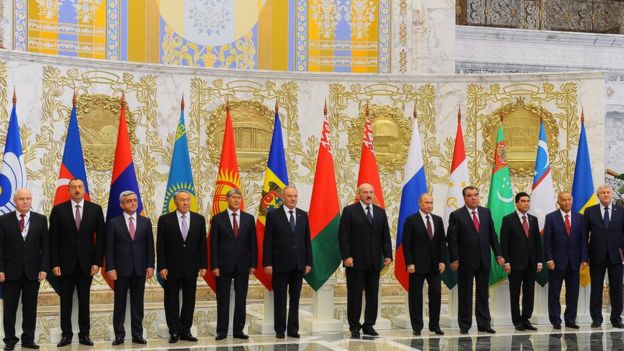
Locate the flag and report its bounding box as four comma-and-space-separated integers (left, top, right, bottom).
255, 104, 288, 291
356, 107, 384, 207
105, 94, 144, 290
571, 111, 595, 287
160, 97, 197, 287
532, 119, 556, 287
205, 100, 243, 292
49, 93, 90, 293
442, 108, 469, 289
486, 120, 514, 285
394, 108, 428, 291
0, 91, 27, 214
305, 104, 341, 291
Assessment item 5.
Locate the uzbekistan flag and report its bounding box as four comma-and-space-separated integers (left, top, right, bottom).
255, 104, 288, 291
394, 108, 428, 291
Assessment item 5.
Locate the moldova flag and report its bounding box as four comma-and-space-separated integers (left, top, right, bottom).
254, 106, 288, 291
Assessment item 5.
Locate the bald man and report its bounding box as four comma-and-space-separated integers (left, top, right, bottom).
0, 189, 49, 350
339, 183, 392, 338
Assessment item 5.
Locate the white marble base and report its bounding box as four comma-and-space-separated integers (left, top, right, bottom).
300, 279, 343, 333
577, 286, 592, 324
250, 291, 275, 334
532, 285, 551, 325
391, 295, 411, 329
440, 287, 460, 328
206, 284, 248, 336
490, 283, 513, 326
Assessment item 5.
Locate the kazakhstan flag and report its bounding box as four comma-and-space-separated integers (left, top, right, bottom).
162, 107, 197, 214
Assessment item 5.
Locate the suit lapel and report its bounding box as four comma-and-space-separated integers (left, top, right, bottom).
64, 202, 79, 234
356, 204, 371, 226
279, 207, 294, 234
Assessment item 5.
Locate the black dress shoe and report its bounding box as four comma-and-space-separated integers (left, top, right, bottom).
215, 333, 227, 340
3, 343, 15, 351
112, 337, 124, 346
276, 332, 285, 338
523, 321, 537, 331
350, 330, 360, 338
21, 342, 39, 349
79, 336, 94, 346
233, 332, 249, 339
591, 322, 602, 328
565, 323, 580, 329
362, 327, 379, 336
460, 329, 469, 335
132, 337, 147, 344
613, 322, 624, 328
552, 325, 561, 330
169, 334, 179, 343
478, 327, 496, 334
287, 332, 300, 338
429, 328, 444, 335
413, 330, 421, 336
57, 336, 72, 347
514, 325, 525, 331
180, 333, 198, 342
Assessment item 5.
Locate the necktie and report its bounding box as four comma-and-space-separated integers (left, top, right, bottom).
604, 206, 610, 229
564, 214, 571, 236
289, 210, 296, 232
472, 210, 480, 232
181, 214, 188, 241
232, 213, 239, 238
128, 216, 135, 240
426, 215, 433, 240
522, 215, 529, 238
19, 214, 25, 233
366, 206, 373, 224
75, 205, 81, 231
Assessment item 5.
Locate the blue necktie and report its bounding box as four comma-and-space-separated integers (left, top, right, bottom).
366, 206, 373, 224
604, 206, 610, 229
289, 210, 296, 232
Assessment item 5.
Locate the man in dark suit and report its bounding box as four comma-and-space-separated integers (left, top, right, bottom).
402, 193, 446, 336
263, 186, 312, 338
209, 188, 257, 340
543, 191, 588, 329
105, 190, 155, 345
0, 188, 49, 351
500, 192, 543, 331
49, 178, 104, 347
584, 185, 624, 328
339, 183, 392, 338
447, 186, 504, 334
157, 190, 207, 343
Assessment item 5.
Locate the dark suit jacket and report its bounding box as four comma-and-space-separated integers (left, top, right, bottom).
500, 211, 543, 271
263, 207, 312, 273
105, 213, 154, 277
49, 200, 104, 274
402, 212, 447, 274
157, 211, 208, 279
447, 206, 502, 270
584, 203, 624, 265
543, 210, 588, 271
0, 211, 49, 280
209, 210, 257, 274
338, 203, 392, 271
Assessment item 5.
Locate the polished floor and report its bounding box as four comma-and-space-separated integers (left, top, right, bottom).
29, 326, 624, 351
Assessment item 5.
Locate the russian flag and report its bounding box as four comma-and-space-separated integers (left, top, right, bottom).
394, 109, 428, 291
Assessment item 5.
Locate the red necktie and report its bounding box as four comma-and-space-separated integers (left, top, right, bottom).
472, 210, 480, 232
128, 216, 136, 240
426, 215, 433, 240
19, 214, 25, 232
232, 213, 239, 238
564, 214, 571, 236
522, 215, 529, 238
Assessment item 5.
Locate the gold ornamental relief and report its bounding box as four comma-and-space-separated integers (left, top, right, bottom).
347, 104, 412, 174
207, 100, 274, 172
75, 94, 137, 171
482, 99, 559, 177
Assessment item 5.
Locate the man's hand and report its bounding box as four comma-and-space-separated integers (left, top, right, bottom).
212, 268, 220, 277
90, 265, 100, 276
0, 272, 5, 283
199, 269, 207, 277
450, 261, 459, 271
537, 263, 543, 273
38, 271, 47, 282
344, 257, 354, 267
547, 260, 555, 271
497, 256, 505, 266
581, 261, 588, 269
305, 266, 312, 274
438, 263, 445, 274
504, 263, 511, 273
264, 266, 273, 275
107, 270, 118, 281
146, 268, 154, 279
407, 264, 415, 273
383, 258, 392, 266
249, 267, 256, 275
160, 269, 168, 280
52, 266, 61, 277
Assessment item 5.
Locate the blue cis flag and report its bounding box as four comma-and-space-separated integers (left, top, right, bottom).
0, 95, 27, 214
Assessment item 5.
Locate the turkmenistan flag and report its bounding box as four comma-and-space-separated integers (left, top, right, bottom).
305, 104, 341, 291
487, 122, 514, 286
